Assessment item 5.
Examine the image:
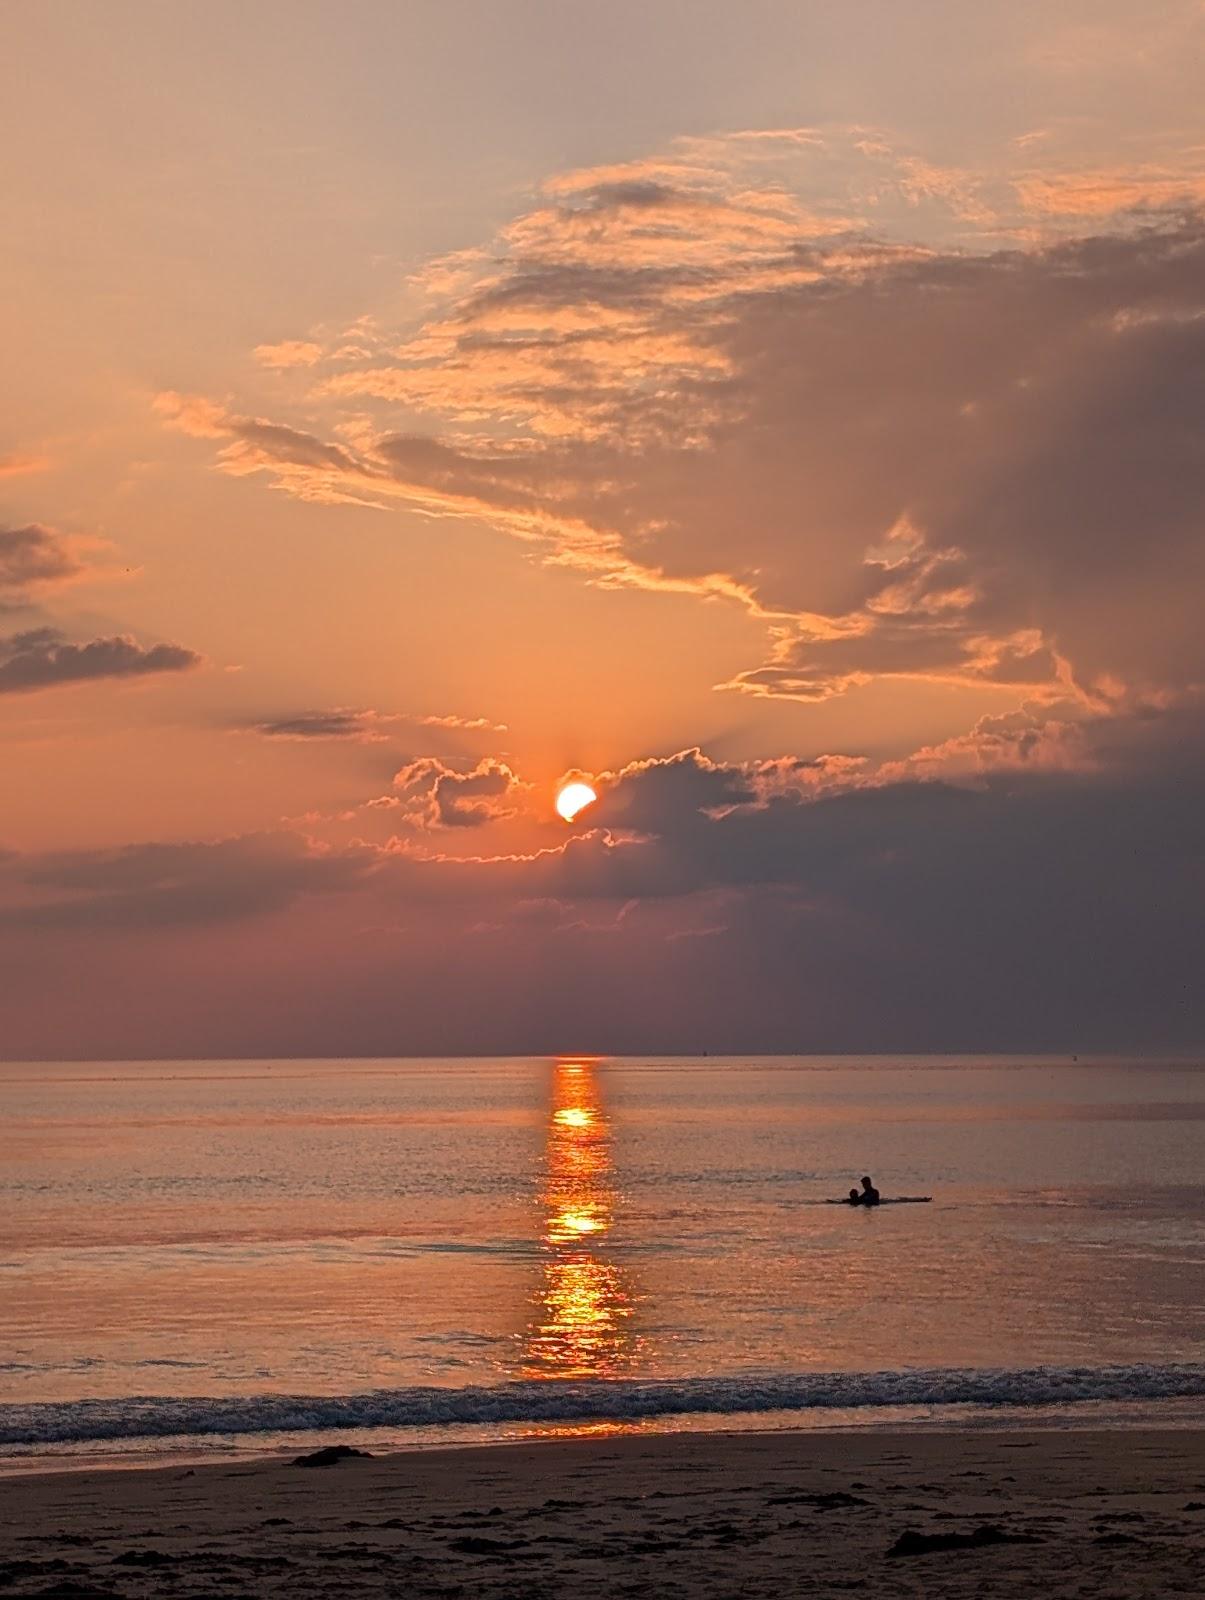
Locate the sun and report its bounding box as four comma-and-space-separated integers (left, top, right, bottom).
556, 781, 597, 822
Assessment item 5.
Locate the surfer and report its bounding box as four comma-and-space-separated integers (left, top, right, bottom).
828, 1182, 930, 1204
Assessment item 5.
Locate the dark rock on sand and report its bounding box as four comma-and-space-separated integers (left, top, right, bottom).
769, 1491, 869, 1510
887, 1524, 1043, 1558
27, 1586, 119, 1600
448, 1535, 523, 1557
1, 1560, 77, 1583
292, 1444, 373, 1467
111, 1548, 174, 1566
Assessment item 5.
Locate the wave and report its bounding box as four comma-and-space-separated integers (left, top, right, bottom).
3, 1362, 1203, 1446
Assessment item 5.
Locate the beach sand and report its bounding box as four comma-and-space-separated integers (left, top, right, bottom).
2, 1427, 1203, 1598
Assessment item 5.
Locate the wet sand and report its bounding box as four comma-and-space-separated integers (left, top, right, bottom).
2, 1427, 1204, 1598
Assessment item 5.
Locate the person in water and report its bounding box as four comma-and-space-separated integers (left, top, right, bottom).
860, 1175, 881, 1206
846, 1187, 862, 1205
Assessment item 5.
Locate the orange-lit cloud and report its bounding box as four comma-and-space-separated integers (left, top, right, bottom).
159, 131, 1205, 717
389, 755, 526, 829
253, 339, 325, 369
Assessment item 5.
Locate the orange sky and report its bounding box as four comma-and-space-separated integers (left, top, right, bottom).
3, 2, 1205, 1057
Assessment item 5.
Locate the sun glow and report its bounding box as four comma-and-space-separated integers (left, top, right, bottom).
555, 781, 597, 822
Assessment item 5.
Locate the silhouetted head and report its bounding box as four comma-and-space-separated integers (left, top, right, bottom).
848, 1188, 861, 1203
861, 1175, 873, 1190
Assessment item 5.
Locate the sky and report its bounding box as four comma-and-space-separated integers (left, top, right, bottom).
3, 0, 1204, 1057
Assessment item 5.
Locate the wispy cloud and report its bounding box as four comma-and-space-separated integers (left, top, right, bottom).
0, 452, 52, 480
253, 339, 325, 369
242, 707, 506, 741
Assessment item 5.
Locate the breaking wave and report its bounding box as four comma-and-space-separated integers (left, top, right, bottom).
3, 1362, 1204, 1446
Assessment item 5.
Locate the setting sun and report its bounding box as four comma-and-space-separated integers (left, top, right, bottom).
556, 782, 597, 822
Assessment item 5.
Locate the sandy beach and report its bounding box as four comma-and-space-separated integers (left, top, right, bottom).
2, 1427, 1203, 1599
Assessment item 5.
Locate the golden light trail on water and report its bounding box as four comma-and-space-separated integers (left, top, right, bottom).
522, 1060, 637, 1381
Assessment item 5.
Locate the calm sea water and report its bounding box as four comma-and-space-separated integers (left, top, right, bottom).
2, 1057, 1203, 1470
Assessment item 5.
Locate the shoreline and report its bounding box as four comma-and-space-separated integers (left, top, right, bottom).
5, 1401, 1205, 1484
3, 1409, 1205, 1481
2, 1426, 1202, 1597
5, 1388, 1205, 1482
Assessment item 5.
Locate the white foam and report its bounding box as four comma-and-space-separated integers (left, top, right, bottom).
2, 1362, 1203, 1446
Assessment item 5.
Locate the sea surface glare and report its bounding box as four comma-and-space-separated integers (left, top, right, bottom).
2, 1057, 1203, 1469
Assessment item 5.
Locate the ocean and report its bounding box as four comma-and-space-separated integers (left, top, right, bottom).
2, 1056, 1203, 1471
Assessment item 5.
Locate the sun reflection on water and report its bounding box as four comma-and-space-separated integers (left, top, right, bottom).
522, 1060, 638, 1380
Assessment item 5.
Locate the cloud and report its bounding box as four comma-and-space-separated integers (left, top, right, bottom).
396, 725, 1205, 1049
391, 755, 525, 828
162, 131, 1205, 715
247, 708, 395, 743
414, 711, 508, 733
0, 453, 51, 480
1, 832, 376, 930
0, 524, 88, 592
1015, 165, 1205, 218
881, 705, 1094, 780
3, 716, 1202, 1053
243, 707, 507, 741
589, 747, 756, 832
0, 628, 202, 695
253, 339, 324, 369
154, 390, 379, 508
153, 391, 232, 440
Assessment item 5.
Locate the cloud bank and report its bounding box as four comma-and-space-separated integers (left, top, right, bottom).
3, 709, 1202, 1056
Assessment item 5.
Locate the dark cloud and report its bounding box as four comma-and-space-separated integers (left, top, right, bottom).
574, 180, 680, 210
1, 723, 1201, 1053
0, 628, 202, 695
353, 719, 1199, 1045
590, 747, 755, 832
243, 708, 507, 742
1, 833, 376, 930
229, 417, 361, 474
247, 709, 389, 742
0, 524, 84, 592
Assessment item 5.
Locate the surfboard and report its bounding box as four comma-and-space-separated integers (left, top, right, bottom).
824, 1196, 933, 1204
